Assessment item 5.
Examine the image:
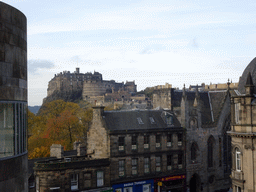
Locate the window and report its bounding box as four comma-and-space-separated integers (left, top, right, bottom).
132, 135, 137, 150
97, 171, 104, 187
149, 117, 156, 124
119, 160, 125, 177
0, 102, 27, 158
144, 157, 150, 174
50, 187, 60, 192
132, 158, 138, 175
71, 173, 78, 191
84, 172, 91, 188
191, 143, 198, 161
144, 135, 149, 149
156, 135, 161, 148
36, 177, 39, 192
208, 136, 214, 168
178, 133, 182, 146
190, 118, 197, 129
236, 148, 241, 171
137, 117, 144, 124
167, 155, 172, 170
166, 114, 173, 125
156, 156, 161, 172
235, 103, 240, 124
178, 154, 183, 169
118, 137, 125, 151
236, 186, 241, 192
167, 133, 172, 147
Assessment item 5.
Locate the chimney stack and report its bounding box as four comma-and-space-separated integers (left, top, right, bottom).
50, 144, 63, 158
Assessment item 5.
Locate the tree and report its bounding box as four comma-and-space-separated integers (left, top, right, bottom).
28, 100, 93, 158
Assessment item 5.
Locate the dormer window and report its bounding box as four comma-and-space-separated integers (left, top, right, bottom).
137, 117, 144, 124
149, 117, 156, 124
166, 114, 173, 125
161, 111, 173, 126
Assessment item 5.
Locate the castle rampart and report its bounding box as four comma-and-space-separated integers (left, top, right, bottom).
46, 68, 137, 103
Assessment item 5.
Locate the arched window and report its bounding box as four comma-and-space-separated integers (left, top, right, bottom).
235, 148, 241, 171
208, 136, 215, 167
190, 118, 197, 129
191, 142, 198, 161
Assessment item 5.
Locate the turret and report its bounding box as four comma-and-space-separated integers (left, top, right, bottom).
245, 72, 254, 96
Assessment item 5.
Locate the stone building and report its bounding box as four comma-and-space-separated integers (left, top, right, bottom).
87, 106, 186, 192
30, 144, 112, 192
152, 85, 232, 191
228, 57, 256, 192
0, 2, 28, 191
46, 69, 137, 103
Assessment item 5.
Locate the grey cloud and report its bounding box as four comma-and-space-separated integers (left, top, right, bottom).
28, 59, 54, 74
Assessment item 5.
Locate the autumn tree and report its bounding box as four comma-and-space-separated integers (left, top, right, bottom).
28, 100, 93, 158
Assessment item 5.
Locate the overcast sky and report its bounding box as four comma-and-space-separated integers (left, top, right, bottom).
2, 0, 256, 106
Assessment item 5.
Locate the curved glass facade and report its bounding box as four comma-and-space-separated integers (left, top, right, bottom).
0, 101, 27, 158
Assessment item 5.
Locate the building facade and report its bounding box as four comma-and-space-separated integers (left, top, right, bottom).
153, 85, 232, 192
0, 2, 28, 191
228, 57, 256, 192
87, 107, 186, 192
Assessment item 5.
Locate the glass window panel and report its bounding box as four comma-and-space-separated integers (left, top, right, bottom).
0, 103, 14, 158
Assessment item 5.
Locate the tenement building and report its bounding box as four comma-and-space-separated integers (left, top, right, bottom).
87, 106, 186, 192
153, 85, 232, 191
31, 144, 112, 192
228, 57, 256, 192
0, 2, 28, 191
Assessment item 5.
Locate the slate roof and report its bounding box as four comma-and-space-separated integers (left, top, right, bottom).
172, 90, 227, 126
238, 57, 256, 94
208, 91, 227, 125
103, 109, 181, 131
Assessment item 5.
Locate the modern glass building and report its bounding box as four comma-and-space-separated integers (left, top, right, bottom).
0, 2, 28, 191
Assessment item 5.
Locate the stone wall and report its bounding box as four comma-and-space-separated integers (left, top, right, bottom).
87, 106, 110, 159
0, 2, 27, 101
0, 2, 28, 191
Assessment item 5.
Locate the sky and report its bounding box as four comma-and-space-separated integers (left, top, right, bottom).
2, 0, 256, 106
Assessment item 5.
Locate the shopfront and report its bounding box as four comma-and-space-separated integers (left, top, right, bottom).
112, 179, 154, 192
154, 175, 186, 192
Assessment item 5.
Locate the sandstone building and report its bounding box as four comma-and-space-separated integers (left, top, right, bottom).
228, 57, 256, 192
153, 85, 232, 191
0, 2, 28, 191
46, 68, 137, 104
30, 107, 186, 192
30, 144, 112, 192
87, 106, 186, 192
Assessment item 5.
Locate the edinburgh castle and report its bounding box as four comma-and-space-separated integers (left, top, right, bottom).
45, 68, 137, 104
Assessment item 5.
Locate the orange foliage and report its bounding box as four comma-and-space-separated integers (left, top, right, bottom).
28, 100, 92, 159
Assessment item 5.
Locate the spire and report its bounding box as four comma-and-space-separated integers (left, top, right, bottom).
182, 84, 186, 98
